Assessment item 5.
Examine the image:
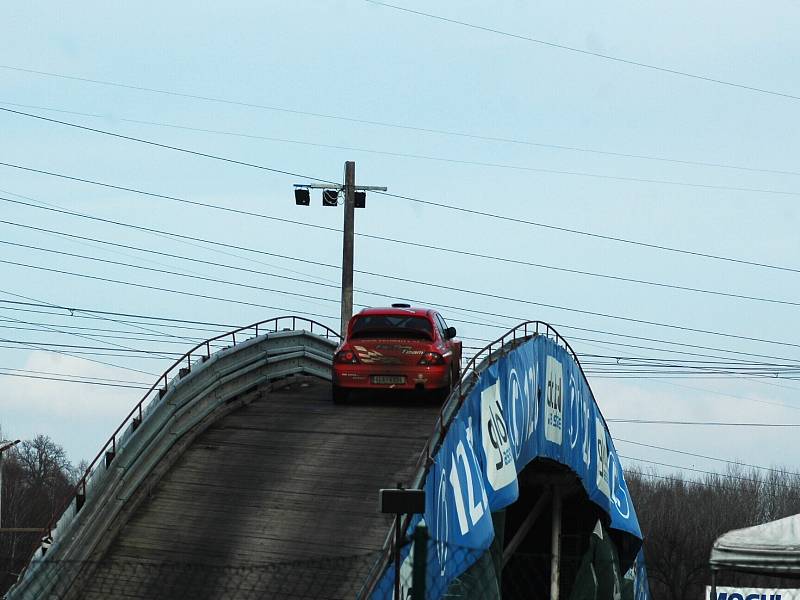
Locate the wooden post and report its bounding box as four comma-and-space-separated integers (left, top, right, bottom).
550, 488, 562, 600
340, 161, 355, 334
502, 490, 551, 566
411, 523, 428, 600
394, 513, 401, 600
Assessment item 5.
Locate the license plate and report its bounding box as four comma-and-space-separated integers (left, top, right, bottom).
371, 375, 406, 385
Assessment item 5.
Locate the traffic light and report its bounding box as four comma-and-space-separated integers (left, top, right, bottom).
322, 189, 339, 206
294, 188, 310, 206
355, 191, 366, 208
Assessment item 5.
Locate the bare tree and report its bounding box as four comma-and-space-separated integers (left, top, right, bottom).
15, 435, 71, 490
0, 434, 77, 595
627, 465, 800, 600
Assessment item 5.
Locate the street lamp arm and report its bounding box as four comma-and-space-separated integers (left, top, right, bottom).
294, 183, 387, 191
294, 183, 341, 189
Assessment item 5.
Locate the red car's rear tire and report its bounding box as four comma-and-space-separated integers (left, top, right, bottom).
332, 384, 349, 404
429, 387, 450, 404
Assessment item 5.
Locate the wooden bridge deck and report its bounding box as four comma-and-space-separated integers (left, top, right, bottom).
79, 376, 439, 599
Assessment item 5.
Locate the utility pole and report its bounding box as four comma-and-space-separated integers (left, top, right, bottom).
340, 161, 356, 334
294, 162, 387, 334
0, 440, 21, 531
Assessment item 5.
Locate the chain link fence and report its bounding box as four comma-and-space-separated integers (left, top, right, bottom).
5, 552, 382, 600
5, 529, 640, 599
4, 550, 635, 599
370, 524, 640, 600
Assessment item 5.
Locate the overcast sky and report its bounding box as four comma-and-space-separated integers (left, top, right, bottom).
1, 1, 798, 483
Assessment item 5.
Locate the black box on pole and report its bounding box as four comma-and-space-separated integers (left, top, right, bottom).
379, 489, 425, 514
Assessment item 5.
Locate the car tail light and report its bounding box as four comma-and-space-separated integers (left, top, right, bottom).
334, 349, 359, 364
418, 351, 444, 366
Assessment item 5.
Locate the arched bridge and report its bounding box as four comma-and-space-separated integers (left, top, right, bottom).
5, 317, 649, 599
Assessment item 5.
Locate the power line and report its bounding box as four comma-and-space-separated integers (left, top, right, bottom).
0, 285, 199, 346
0, 240, 348, 308
0, 300, 240, 330
619, 455, 798, 490
583, 364, 800, 376
0, 366, 148, 385
583, 354, 800, 368
0, 256, 341, 319
0, 338, 183, 356
6, 212, 800, 348
0, 344, 179, 361
1, 217, 800, 380
5, 294, 796, 390
0, 307, 178, 361
0, 370, 149, 389
1, 244, 800, 394
4, 316, 794, 380
598, 372, 800, 412
626, 470, 753, 493
0, 306, 217, 344
0, 188, 341, 290
0, 336, 157, 377
0, 314, 216, 340
593, 375, 800, 381
608, 419, 800, 426
6, 102, 800, 199
0, 367, 149, 389
563, 334, 800, 394
4, 179, 800, 352
3, 191, 800, 355
631, 377, 800, 411
554, 325, 800, 365
0, 322, 206, 346
0, 298, 766, 369
0, 254, 499, 338
0, 107, 337, 185
363, 1, 800, 103
628, 469, 800, 495
1, 207, 799, 374
3, 202, 799, 312
379, 188, 800, 276
615, 437, 800, 476
3, 70, 799, 178
2, 112, 799, 277
3, 218, 800, 355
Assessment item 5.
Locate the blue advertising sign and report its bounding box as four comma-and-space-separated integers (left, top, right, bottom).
371, 334, 647, 599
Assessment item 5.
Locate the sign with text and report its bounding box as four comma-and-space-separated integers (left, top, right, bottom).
706, 587, 800, 600
372, 335, 646, 599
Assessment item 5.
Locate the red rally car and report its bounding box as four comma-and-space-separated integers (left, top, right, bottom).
332, 304, 462, 403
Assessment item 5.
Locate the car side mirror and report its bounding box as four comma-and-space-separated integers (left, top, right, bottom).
445, 326, 457, 340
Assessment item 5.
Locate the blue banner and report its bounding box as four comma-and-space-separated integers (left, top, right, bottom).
372, 334, 646, 598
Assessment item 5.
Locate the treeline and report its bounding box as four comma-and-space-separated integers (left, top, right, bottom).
0, 432, 80, 595
626, 466, 800, 600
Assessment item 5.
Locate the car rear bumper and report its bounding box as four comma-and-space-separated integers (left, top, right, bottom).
332, 364, 451, 391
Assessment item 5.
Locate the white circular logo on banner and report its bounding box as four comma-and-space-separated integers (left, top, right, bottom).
508, 369, 527, 460
481, 382, 516, 491
435, 467, 449, 576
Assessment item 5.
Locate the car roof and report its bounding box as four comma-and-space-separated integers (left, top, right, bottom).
355, 306, 436, 318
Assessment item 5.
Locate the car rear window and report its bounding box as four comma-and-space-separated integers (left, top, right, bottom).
350, 315, 433, 340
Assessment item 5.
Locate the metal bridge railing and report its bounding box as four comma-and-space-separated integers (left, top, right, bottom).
38, 316, 339, 558
422, 320, 588, 487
